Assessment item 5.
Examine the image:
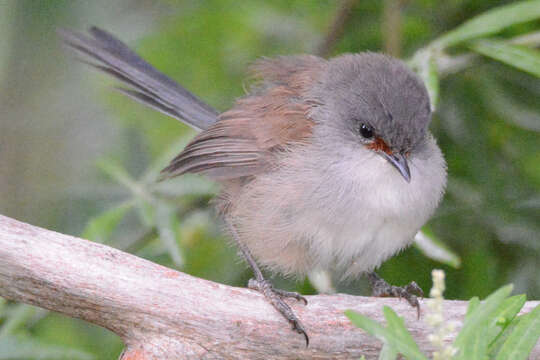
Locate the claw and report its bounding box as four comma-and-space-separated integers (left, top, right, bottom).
272, 288, 308, 305
405, 281, 424, 298
368, 272, 424, 319
249, 278, 309, 346
289, 317, 309, 347
293, 321, 309, 347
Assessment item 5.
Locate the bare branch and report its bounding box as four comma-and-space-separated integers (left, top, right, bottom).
0, 214, 538, 359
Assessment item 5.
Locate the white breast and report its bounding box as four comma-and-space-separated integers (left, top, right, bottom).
305, 135, 446, 277
230, 135, 446, 278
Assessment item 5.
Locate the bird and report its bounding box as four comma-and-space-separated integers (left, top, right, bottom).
59, 26, 447, 346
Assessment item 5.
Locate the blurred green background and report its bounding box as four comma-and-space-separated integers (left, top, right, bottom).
0, 0, 538, 358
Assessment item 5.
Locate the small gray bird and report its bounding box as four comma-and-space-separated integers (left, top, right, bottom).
60, 27, 447, 345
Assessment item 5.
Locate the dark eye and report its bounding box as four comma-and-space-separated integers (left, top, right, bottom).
359, 123, 374, 139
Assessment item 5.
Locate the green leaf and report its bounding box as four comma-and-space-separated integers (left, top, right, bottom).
495, 305, 540, 360
487, 295, 527, 346
382, 307, 427, 360
466, 297, 480, 320
96, 158, 136, 190
142, 133, 194, 183
469, 39, 540, 78
489, 318, 520, 358
345, 309, 390, 339
0, 304, 37, 337
409, 49, 440, 110
0, 335, 94, 360
453, 285, 513, 360
98, 158, 154, 201
379, 343, 397, 360
135, 197, 156, 227
151, 175, 218, 199
156, 202, 184, 268
81, 201, 133, 243
0, 298, 6, 317
425, 56, 439, 111
479, 77, 540, 132
345, 309, 428, 360
414, 230, 461, 268
433, 0, 540, 48
97, 158, 156, 226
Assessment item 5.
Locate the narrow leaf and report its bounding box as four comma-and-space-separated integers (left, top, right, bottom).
480, 77, 540, 132
487, 295, 527, 345
495, 305, 540, 360
345, 310, 392, 341
96, 158, 136, 190
142, 133, 194, 183
466, 297, 480, 320
156, 202, 184, 268
426, 56, 439, 111
135, 197, 156, 226
81, 201, 133, 243
379, 343, 398, 360
409, 50, 440, 111
0, 298, 6, 316
0, 304, 36, 337
345, 310, 428, 360
383, 307, 427, 360
489, 317, 520, 357
0, 336, 94, 360
453, 285, 513, 360
470, 39, 540, 78
151, 175, 218, 198
414, 230, 461, 268
98, 159, 155, 205
434, 0, 540, 48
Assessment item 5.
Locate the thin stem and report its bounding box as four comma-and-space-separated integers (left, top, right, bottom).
382, 0, 406, 57
316, 0, 359, 57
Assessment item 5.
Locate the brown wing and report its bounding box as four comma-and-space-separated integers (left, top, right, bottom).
161, 55, 326, 181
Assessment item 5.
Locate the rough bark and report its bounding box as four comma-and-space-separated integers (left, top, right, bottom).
0, 214, 538, 359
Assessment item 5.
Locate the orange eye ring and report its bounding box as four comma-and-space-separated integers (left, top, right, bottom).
366, 137, 393, 155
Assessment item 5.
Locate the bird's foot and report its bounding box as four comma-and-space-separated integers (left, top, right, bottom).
367, 272, 424, 318
248, 278, 309, 346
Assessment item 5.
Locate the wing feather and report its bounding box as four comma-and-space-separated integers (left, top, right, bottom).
161, 55, 327, 181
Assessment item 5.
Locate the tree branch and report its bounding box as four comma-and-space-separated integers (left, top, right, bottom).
0, 214, 538, 359
315, 0, 359, 57
382, 0, 407, 57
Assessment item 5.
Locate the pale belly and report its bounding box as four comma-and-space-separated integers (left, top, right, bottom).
230, 137, 446, 278
294, 205, 422, 278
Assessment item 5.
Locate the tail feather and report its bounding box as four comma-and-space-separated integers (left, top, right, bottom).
58, 26, 218, 131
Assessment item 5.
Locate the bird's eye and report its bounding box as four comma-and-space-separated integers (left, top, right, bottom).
359, 124, 374, 139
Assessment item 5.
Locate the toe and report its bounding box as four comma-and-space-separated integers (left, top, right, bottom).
406, 281, 424, 298
405, 294, 421, 319
290, 293, 308, 305
292, 320, 309, 347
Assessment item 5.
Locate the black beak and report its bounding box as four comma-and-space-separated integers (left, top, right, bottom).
380, 151, 411, 182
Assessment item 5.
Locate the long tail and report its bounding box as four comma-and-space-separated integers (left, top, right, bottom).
58, 26, 218, 131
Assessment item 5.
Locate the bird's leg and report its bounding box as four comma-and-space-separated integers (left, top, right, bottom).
225, 218, 309, 346
367, 272, 423, 318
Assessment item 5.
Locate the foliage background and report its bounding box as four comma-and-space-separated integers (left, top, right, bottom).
0, 0, 538, 358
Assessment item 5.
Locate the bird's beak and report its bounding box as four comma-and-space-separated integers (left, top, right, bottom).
380, 151, 411, 182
